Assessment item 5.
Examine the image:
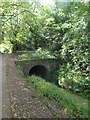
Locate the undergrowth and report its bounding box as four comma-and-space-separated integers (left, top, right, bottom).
25, 75, 88, 118
18, 48, 55, 60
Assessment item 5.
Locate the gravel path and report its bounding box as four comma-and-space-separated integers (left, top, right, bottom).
6, 54, 54, 118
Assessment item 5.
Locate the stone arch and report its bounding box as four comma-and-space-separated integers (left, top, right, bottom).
29, 65, 48, 79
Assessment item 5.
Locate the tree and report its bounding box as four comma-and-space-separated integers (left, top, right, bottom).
0, 1, 42, 52
58, 2, 89, 96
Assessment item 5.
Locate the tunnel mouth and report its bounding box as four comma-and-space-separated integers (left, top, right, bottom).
29, 65, 47, 79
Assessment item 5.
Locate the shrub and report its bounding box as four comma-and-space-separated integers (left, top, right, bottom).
58, 63, 89, 98
18, 47, 55, 60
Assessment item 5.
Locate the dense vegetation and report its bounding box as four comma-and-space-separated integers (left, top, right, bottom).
18, 47, 55, 60
0, 0, 89, 115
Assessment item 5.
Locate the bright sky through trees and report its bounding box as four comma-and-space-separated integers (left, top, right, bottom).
40, 0, 55, 5
40, 0, 89, 5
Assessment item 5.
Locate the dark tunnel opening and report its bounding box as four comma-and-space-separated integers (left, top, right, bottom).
29, 65, 47, 79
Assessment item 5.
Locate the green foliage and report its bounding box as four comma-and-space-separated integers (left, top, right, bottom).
18, 47, 55, 60
0, 41, 12, 53
57, 2, 89, 98
0, 1, 42, 52
25, 75, 88, 118
58, 63, 89, 97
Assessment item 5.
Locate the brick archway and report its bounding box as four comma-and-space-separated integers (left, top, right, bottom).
29, 65, 47, 79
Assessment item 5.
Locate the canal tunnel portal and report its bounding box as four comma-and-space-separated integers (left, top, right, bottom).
15, 59, 65, 82
29, 65, 47, 79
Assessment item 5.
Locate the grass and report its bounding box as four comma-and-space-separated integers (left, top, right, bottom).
42, 99, 60, 118
16, 65, 89, 118
25, 75, 88, 118
16, 65, 24, 76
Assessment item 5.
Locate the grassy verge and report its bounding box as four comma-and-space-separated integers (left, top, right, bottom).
25, 75, 88, 118
16, 65, 88, 118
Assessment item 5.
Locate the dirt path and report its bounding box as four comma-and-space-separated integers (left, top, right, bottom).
6, 54, 54, 118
